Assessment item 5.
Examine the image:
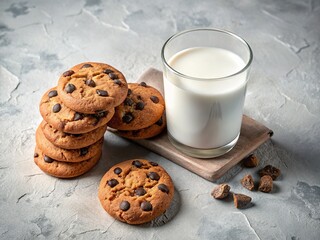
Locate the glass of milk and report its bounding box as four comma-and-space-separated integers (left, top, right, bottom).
161, 28, 253, 158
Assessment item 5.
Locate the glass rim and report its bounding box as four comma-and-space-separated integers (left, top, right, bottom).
161, 28, 253, 81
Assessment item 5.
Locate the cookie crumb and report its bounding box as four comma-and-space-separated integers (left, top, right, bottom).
242, 154, 259, 168
211, 183, 230, 199
240, 174, 255, 191
258, 175, 273, 193
258, 165, 281, 180
233, 193, 252, 209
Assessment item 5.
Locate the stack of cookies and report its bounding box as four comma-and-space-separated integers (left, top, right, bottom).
34, 62, 128, 178
107, 82, 166, 139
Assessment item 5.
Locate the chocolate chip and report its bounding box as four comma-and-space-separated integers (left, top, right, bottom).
74, 112, 83, 121
48, 90, 58, 98
62, 70, 74, 77
148, 172, 160, 181
150, 96, 159, 103
132, 160, 142, 168
137, 95, 142, 100
149, 161, 158, 166
107, 179, 119, 188
52, 103, 61, 113
140, 201, 152, 211
120, 201, 130, 211
122, 112, 133, 123
135, 102, 145, 110
65, 83, 76, 93
135, 187, 146, 196
113, 79, 122, 85
103, 69, 113, 74
96, 89, 108, 97
114, 167, 122, 175
85, 79, 96, 87
80, 147, 88, 156
139, 82, 147, 87
95, 111, 107, 118
158, 184, 169, 193
34, 152, 39, 158
108, 73, 117, 80
81, 63, 93, 68
156, 117, 163, 126
44, 155, 54, 163
124, 98, 134, 106
127, 89, 132, 95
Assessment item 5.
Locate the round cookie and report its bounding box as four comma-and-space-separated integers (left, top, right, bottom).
41, 120, 107, 149
40, 87, 115, 134
115, 114, 166, 140
57, 62, 128, 114
98, 159, 174, 225
107, 82, 165, 131
34, 146, 101, 178
36, 125, 103, 163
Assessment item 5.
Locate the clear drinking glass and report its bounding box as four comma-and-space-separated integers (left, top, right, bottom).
161, 28, 253, 158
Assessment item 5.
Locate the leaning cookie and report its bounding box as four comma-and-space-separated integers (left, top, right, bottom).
40, 87, 115, 134
34, 146, 101, 178
41, 121, 107, 149
114, 114, 166, 140
36, 125, 103, 163
107, 82, 165, 131
57, 62, 128, 114
98, 159, 174, 225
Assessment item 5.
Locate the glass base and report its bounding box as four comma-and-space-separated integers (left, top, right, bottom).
168, 133, 240, 159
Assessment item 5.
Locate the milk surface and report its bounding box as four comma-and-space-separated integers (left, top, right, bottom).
164, 47, 247, 148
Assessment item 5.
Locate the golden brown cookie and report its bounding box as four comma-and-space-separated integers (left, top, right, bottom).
36, 125, 103, 163
41, 120, 107, 149
98, 159, 174, 225
114, 114, 166, 140
107, 82, 165, 131
57, 62, 128, 114
34, 146, 101, 178
40, 87, 115, 134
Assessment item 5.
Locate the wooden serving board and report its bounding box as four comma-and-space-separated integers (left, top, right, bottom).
120, 68, 272, 181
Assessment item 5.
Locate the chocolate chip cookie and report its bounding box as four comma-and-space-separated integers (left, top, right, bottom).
40, 87, 115, 134
34, 146, 101, 178
115, 114, 166, 140
41, 120, 107, 149
57, 62, 128, 114
98, 159, 174, 225
36, 125, 103, 163
107, 82, 165, 131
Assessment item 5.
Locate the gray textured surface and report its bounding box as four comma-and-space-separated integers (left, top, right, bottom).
0, 0, 320, 239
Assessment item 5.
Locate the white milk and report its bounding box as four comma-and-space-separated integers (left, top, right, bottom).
164, 47, 247, 149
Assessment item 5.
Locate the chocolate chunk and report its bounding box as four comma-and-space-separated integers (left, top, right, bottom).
155, 117, 163, 126
258, 175, 273, 193
124, 98, 134, 106
148, 172, 160, 181
52, 103, 61, 113
65, 83, 76, 93
122, 112, 134, 123
149, 161, 158, 166
258, 165, 281, 180
120, 201, 130, 211
135, 101, 145, 110
80, 147, 88, 156
150, 96, 159, 103
135, 187, 146, 196
139, 82, 147, 87
233, 193, 252, 209
108, 73, 117, 80
242, 154, 259, 168
211, 183, 230, 199
81, 63, 93, 68
114, 167, 122, 175
48, 90, 58, 98
96, 89, 108, 97
137, 95, 142, 100
34, 152, 39, 158
103, 69, 113, 74
132, 160, 142, 168
62, 70, 74, 77
127, 89, 132, 95
85, 79, 96, 87
107, 179, 119, 188
73, 112, 83, 121
241, 174, 255, 191
158, 184, 169, 193
113, 79, 122, 85
140, 201, 152, 211
44, 155, 54, 163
